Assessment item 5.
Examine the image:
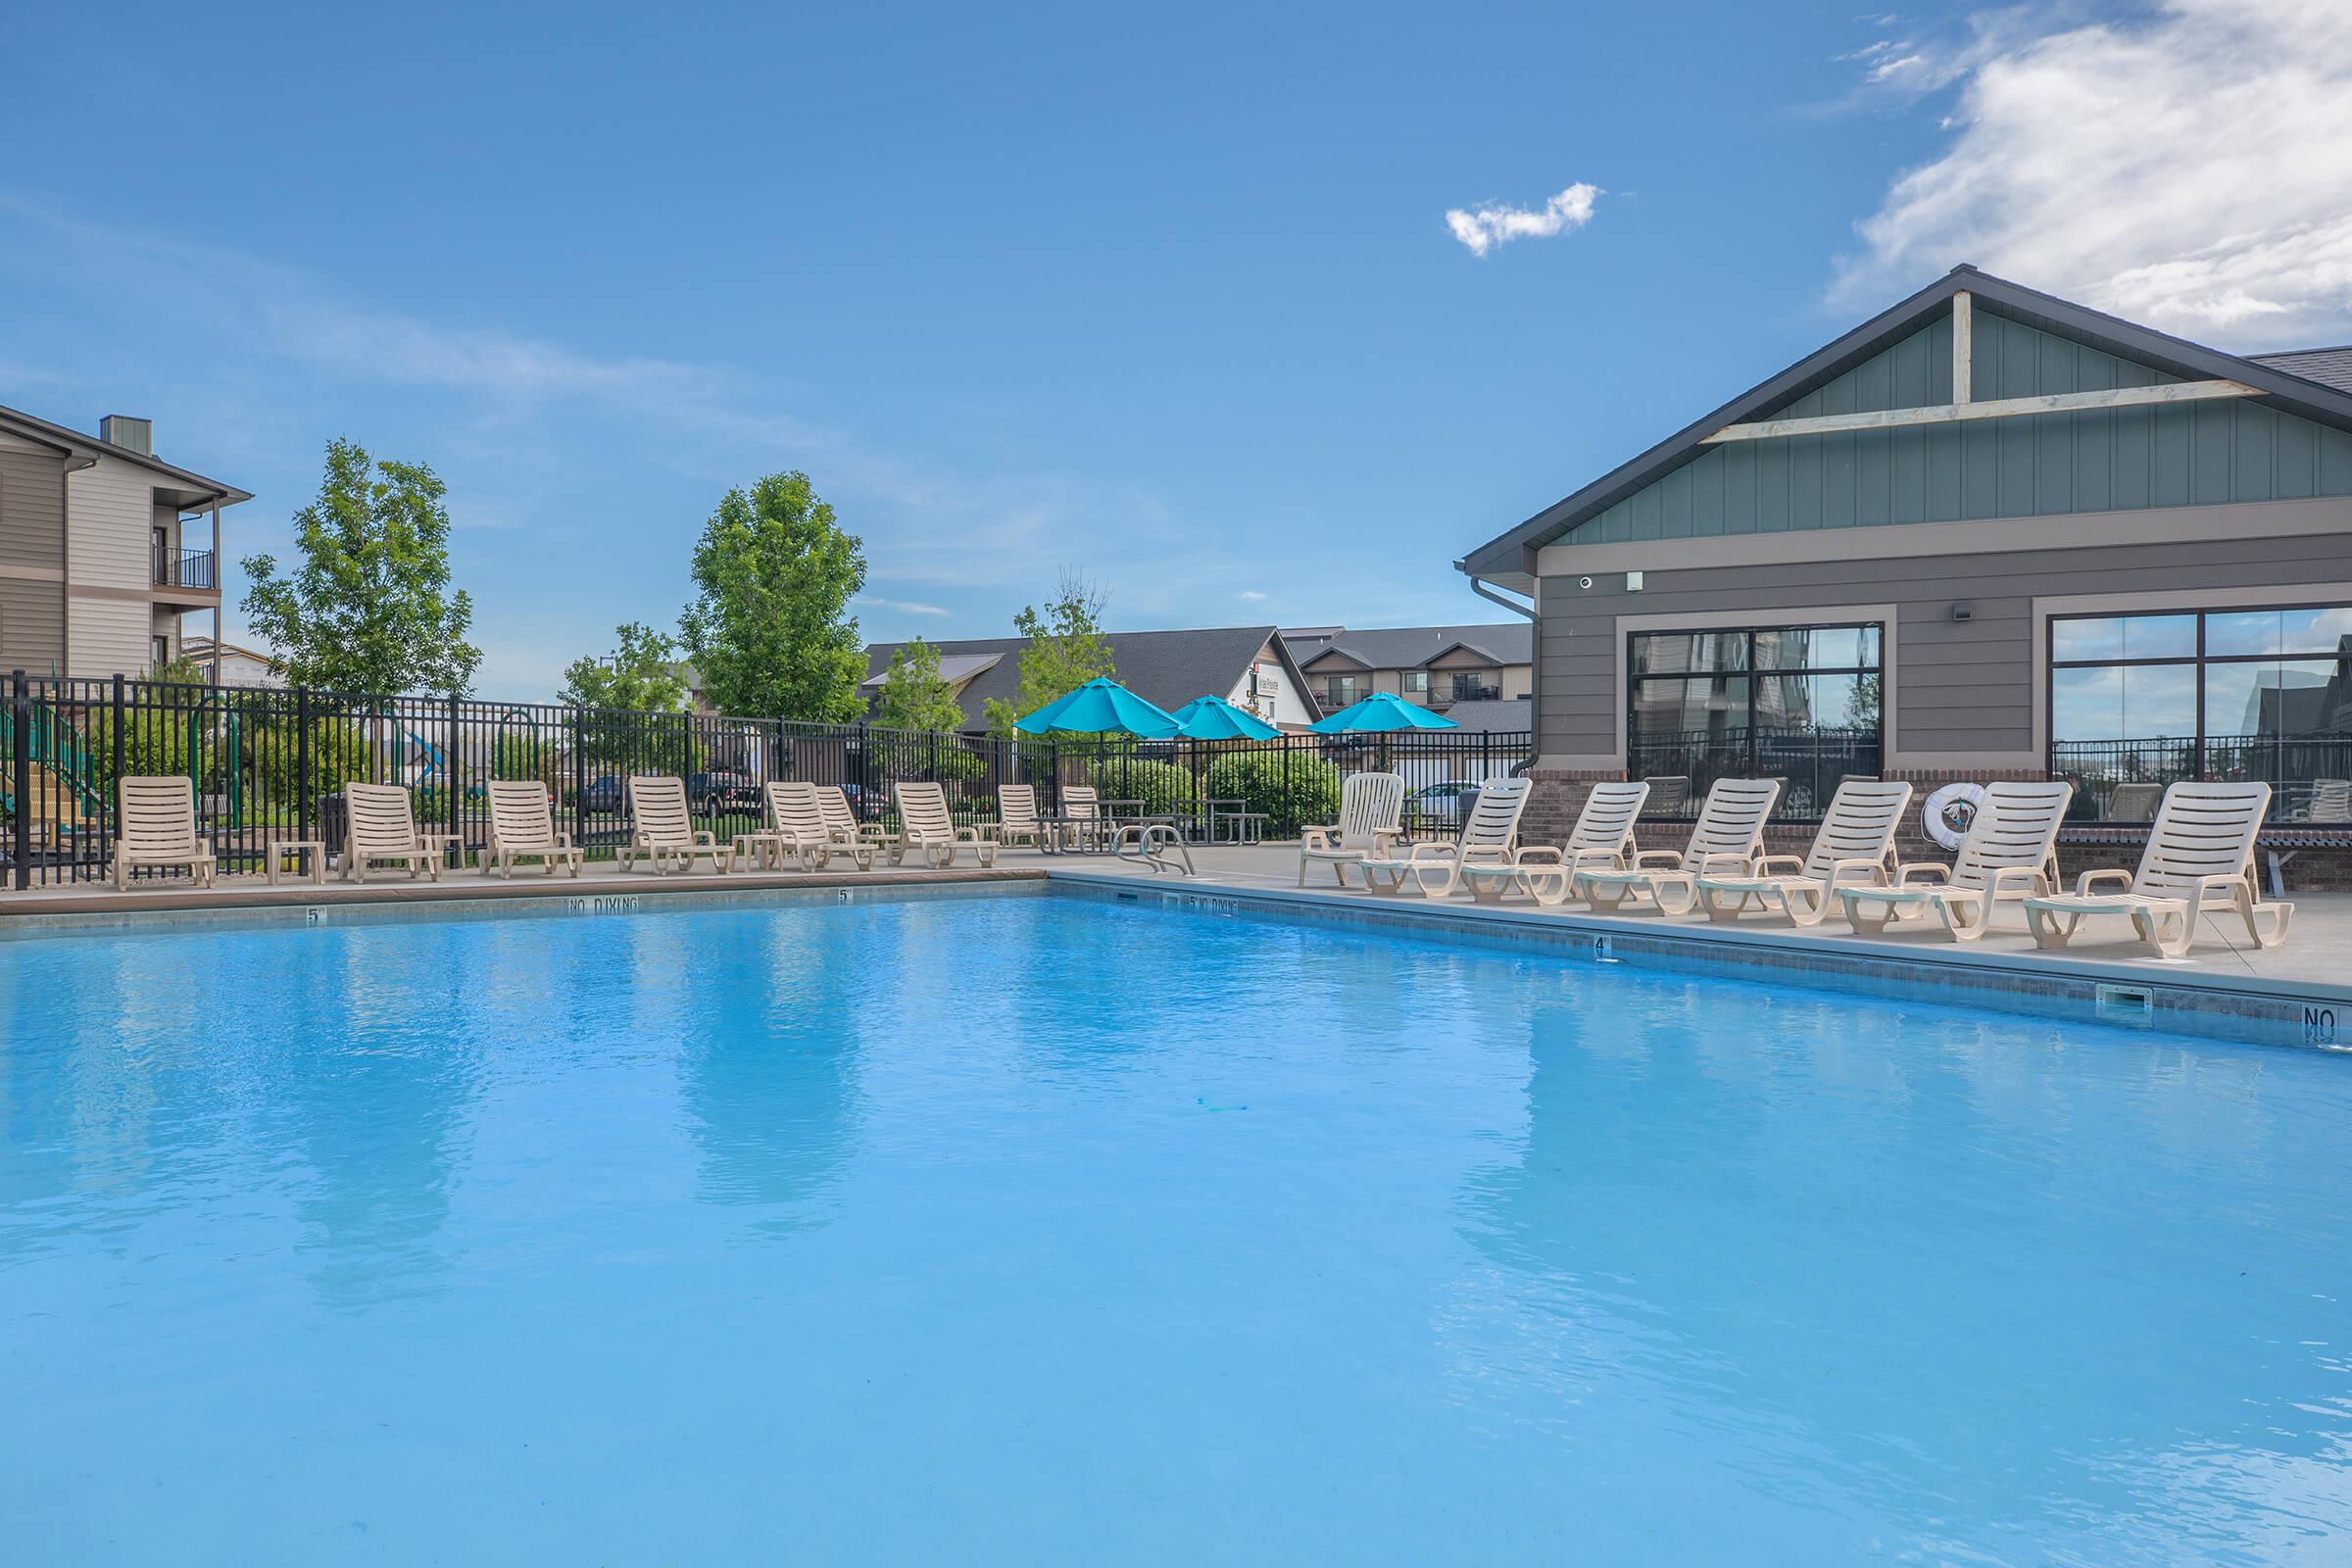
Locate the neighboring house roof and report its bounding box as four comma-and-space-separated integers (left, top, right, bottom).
860, 625, 1312, 726
859, 652, 1004, 692
181, 636, 278, 664
0, 402, 254, 505
1294, 622, 1533, 671
2250, 346, 2352, 396
1430, 697, 1536, 734
1457, 265, 2352, 586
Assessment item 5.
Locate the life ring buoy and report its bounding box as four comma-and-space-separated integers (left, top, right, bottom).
1922, 781, 1984, 852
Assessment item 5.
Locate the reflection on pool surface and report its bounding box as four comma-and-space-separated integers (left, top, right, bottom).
3, 894, 2349, 1564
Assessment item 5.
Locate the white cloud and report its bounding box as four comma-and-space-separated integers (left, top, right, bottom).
858, 596, 950, 617
1238, 589, 1268, 603
1835, 0, 2352, 347
1444, 183, 1601, 258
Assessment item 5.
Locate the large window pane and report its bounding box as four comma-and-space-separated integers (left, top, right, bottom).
2051, 613, 2197, 662
2278, 607, 2352, 659
2051, 663, 2196, 821
1753, 624, 1879, 671
1630, 632, 1747, 677
1630, 675, 1748, 744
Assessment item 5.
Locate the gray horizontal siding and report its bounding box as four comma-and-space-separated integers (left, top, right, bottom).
0, 449, 67, 571
0, 576, 65, 671
1537, 524, 2352, 760
1572, 310, 2352, 548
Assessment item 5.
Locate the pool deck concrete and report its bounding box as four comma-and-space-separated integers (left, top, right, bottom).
5, 842, 2346, 1046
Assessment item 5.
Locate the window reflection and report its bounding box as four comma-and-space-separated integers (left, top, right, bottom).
1628, 625, 1881, 820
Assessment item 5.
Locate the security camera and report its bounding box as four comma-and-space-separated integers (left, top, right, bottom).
1578, 575, 1593, 590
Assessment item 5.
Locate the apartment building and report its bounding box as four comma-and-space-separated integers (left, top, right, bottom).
1281, 622, 1535, 717
0, 404, 249, 680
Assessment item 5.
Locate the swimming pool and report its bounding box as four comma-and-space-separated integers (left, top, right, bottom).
3, 890, 2348, 1564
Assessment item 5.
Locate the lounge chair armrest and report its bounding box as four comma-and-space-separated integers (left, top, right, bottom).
553, 831, 573, 848
1565, 846, 1625, 872
1405, 843, 1459, 862
1514, 846, 1565, 865
1894, 861, 1949, 885
1824, 858, 1890, 887
1300, 825, 1337, 851
2074, 868, 2134, 897
1985, 865, 2045, 897
693, 831, 717, 848
1633, 850, 1686, 870
1753, 855, 1807, 878
1372, 828, 1406, 855
1693, 852, 1755, 877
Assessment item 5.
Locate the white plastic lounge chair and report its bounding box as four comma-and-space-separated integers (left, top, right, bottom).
1456, 779, 1650, 906
1057, 783, 1105, 852
1359, 777, 1533, 898
891, 780, 998, 868
344, 783, 451, 883
1839, 781, 2072, 940
1642, 775, 1691, 817
1574, 778, 1782, 914
2305, 779, 2351, 823
113, 775, 216, 890
996, 784, 1048, 852
2105, 781, 2162, 822
811, 785, 879, 869
1693, 779, 1914, 926
619, 774, 731, 874
484, 779, 583, 877
1298, 771, 1405, 886
738, 780, 840, 871
2023, 781, 2291, 958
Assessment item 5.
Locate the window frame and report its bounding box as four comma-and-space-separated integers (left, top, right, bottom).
2044, 597, 2352, 801
1623, 621, 1886, 816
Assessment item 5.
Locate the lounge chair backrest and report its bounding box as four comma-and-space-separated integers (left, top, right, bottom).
1000, 784, 1040, 832
627, 775, 696, 848
1794, 779, 1914, 881
815, 785, 861, 836
1454, 776, 1532, 854
1334, 771, 1405, 852
2130, 782, 2271, 896
2310, 779, 2352, 822
347, 783, 420, 856
1062, 783, 1100, 821
1642, 775, 1690, 816
1948, 781, 2073, 889
1683, 778, 1782, 862
119, 775, 199, 855
2107, 781, 2162, 822
486, 780, 559, 850
896, 779, 954, 839
1567, 781, 1649, 857
764, 780, 828, 840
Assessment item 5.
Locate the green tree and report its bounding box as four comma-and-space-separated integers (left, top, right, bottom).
559, 622, 690, 713
679, 471, 866, 721
239, 438, 482, 695
1204, 750, 1343, 838
983, 573, 1117, 734
871, 638, 965, 734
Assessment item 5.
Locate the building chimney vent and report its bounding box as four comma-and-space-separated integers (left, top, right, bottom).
99, 415, 152, 456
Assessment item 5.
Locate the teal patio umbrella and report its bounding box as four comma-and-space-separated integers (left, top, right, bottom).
1168, 694, 1281, 741
1014, 678, 1181, 738
1307, 691, 1459, 733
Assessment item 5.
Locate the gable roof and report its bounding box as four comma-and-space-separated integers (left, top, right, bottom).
2251, 346, 2352, 396
1290, 621, 1532, 671
861, 625, 1308, 728
1456, 265, 2352, 586
1432, 697, 1536, 734
0, 401, 253, 505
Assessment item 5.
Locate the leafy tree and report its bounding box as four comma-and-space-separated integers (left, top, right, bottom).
239, 438, 482, 695
679, 471, 866, 721
871, 638, 965, 734
983, 573, 1117, 735
559, 622, 690, 713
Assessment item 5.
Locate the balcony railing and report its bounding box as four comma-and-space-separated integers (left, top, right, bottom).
153, 546, 218, 591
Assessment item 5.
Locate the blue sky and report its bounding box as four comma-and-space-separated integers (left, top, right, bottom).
4, 1, 2346, 697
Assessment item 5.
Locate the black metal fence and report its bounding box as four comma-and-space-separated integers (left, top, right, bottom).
2051, 736, 2352, 823
1626, 728, 1884, 822
2, 670, 1532, 888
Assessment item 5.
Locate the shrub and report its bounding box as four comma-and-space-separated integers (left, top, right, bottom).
1085, 756, 1193, 815
1204, 749, 1341, 838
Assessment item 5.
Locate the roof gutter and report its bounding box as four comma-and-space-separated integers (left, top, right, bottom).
1456, 564, 1537, 621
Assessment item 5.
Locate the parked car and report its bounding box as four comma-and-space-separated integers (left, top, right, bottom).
1405, 781, 1482, 832
686, 771, 762, 813
580, 775, 625, 814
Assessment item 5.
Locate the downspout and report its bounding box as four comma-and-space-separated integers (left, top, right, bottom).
1455, 561, 1541, 774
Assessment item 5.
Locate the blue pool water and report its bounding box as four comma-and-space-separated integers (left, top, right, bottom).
3, 891, 2349, 1564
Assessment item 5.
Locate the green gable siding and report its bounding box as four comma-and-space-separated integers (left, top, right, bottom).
1569, 310, 2352, 547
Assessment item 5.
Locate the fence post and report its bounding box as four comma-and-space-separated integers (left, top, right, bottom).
108, 673, 125, 871
295, 685, 313, 848
446, 692, 463, 865
10, 670, 30, 890
571, 707, 588, 850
